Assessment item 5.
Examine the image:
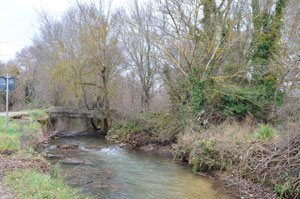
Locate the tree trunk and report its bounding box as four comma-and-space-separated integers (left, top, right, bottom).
102, 66, 111, 133
141, 87, 150, 111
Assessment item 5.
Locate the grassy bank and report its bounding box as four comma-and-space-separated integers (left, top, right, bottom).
0, 109, 86, 199
0, 109, 47, 154
107, 112, 300, 199
4, 169, 85, 199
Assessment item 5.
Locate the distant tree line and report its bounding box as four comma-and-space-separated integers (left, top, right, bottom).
1, 0, 299, 125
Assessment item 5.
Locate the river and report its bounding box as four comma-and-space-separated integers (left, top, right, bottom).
47, 136, 234, 199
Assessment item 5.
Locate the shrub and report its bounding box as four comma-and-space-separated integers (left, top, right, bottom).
189, 139, 223, 173
172, 121, 255, 173
108, 111, 184, 146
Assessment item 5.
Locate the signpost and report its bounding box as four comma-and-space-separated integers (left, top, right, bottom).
0, 75, 15, 130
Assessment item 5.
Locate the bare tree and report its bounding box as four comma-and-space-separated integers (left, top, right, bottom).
120, 0, 159, 111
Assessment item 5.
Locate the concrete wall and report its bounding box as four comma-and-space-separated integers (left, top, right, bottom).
46, 107, 105, 134
48, 115, 95, 133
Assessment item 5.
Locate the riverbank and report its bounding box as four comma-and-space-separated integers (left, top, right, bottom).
0, 110, 86, 199
106, 112, 300, 199
45, 135, 235, 199
1, 109, 298, 199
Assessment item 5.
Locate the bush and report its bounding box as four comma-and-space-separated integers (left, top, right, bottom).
189, 139, 223, 173
108, 111, 184, 146
172, 121, 256, 173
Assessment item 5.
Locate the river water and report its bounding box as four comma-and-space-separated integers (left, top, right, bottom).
47, 136, 234, 199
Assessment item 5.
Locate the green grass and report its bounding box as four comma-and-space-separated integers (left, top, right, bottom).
29, 109, 47, 118
1, 109, 90, 199
0, 133, 20, 152
254, 124, 275, 140
4, 169, 87, 199
0, 115, 21, 152
0, 109, 46, 153
0, 116, 22, 134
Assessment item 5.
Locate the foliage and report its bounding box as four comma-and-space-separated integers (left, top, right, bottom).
189, 74, 285, 122
189, 139, 223, 173
108, 111, 184, 145
275, 172, 298, 199
171, 121, 249, 173
251, 0, 287, 65
4, 169, 87, 199
255, 124, 275, 140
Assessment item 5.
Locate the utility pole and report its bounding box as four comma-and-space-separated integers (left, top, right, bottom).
6, 73, 9, 130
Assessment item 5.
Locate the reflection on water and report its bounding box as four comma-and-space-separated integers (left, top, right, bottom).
48, 137, 234, 199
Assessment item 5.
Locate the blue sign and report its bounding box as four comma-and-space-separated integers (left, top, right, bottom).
0, 77, 5, 91
0, 76, 15, 91
9, 78, 15, 91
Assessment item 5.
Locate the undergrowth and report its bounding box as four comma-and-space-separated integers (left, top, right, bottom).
172, 120, 299, 199
107, 111, 184, 146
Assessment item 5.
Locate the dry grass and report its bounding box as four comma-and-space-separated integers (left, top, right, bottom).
0, 154, 51, 180
173, 118, 300, 199
239, 132, 300, 198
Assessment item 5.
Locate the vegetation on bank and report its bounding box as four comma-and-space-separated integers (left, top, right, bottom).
4, 169, 85, 199
0, 109, 86, 199
107, 111, 184, 146
104, 1, 299, 197
172, 122, 299, 199
0, 0, 298, 199
0, 110, 46, 154
107, 111, 300, 199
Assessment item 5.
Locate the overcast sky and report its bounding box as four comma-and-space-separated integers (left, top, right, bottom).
0, 0, 127, 63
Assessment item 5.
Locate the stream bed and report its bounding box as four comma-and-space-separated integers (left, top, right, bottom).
47, 136, 234, 199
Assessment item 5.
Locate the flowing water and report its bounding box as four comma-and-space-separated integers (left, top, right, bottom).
47, 136, 234, 199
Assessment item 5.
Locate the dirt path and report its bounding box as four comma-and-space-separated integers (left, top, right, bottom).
0, 111, 33, 116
